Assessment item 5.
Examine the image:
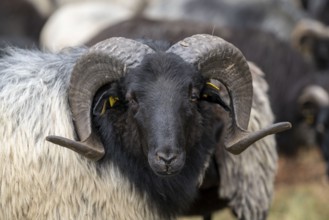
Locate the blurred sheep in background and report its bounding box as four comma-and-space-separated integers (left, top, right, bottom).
39, 1, 145, 51
0, 0, 45, 53
39, 0, 329, 71
26, 0, 145, 17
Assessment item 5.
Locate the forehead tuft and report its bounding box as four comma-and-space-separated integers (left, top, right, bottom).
138, 53, 198, 80
125, 52, 203, 97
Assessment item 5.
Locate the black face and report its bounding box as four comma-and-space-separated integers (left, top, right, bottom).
93, 52, 226, 177
124, 52, 204, 176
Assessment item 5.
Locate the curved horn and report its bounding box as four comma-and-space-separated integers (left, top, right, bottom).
168, 34, 291, 154
46, 37, 154, 160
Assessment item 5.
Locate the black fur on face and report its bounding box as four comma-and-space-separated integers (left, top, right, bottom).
125, 53, 205, 176
92, 52, 224, 217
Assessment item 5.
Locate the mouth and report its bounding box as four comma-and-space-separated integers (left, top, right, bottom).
154, 165, 182, 177
148, 150, 186, 177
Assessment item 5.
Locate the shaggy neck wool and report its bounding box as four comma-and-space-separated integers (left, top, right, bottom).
94, 106, 218, 219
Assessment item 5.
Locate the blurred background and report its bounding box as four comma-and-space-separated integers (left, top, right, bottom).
1, 0, 329, 219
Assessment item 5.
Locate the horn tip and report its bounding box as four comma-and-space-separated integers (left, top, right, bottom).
46, 135, 105, 161
275, 121, 293, 131
46, 135, 66, 145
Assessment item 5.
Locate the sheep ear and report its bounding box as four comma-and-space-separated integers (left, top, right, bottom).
201, 82, 230, 111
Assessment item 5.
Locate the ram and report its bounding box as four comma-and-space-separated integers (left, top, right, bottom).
0, 34, 290, 220
86, 17, 329, 174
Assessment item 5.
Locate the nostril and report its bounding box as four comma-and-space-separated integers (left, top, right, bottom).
149, 149, 186, 176
156, 151, 177, 164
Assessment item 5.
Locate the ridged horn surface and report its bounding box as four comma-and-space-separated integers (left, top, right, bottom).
47, 37, 154, 160
168, 34, 291, 154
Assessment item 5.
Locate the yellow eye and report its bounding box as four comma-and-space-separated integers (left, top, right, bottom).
109, 96, 119, 107
100, 96, 119, 116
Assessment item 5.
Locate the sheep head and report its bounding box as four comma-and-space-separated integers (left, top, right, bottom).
292, 19, 329, 70
46, 34, 291, 168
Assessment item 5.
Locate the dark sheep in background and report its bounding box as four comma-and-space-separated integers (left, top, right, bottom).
0, 34, 290, 219
143, 0, 329, 71
40, 0, 329, 71
298, 0, 329, 25
143, 0, 306, 41
0, 0, 45, 52
37, 0, 329, 71
0, 0, 45, 41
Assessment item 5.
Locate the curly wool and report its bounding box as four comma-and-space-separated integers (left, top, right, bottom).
0, 47, 162, 220
216, 62, 277, 220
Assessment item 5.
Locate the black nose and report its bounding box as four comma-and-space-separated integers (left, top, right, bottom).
156, 151, 178, 165
149, 149, 186, 176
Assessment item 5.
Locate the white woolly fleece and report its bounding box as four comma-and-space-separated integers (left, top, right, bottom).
0, 48, 160, 220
